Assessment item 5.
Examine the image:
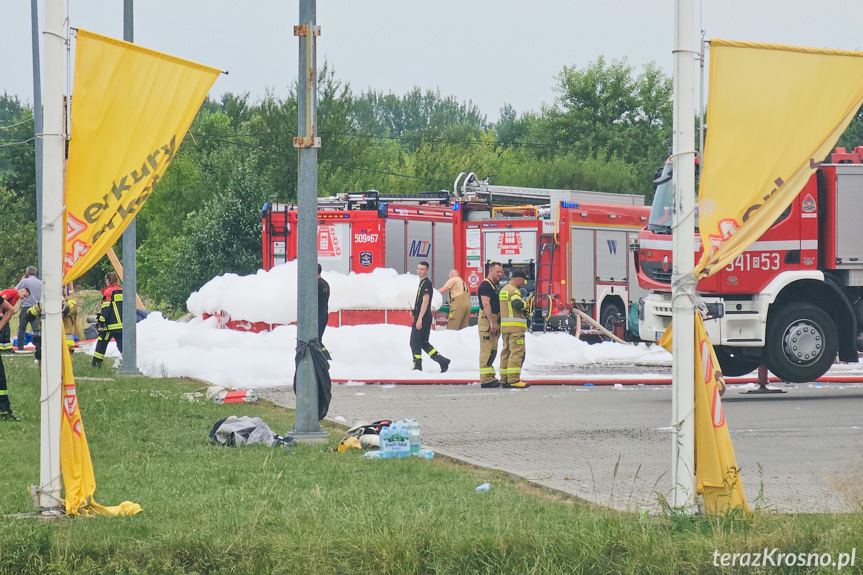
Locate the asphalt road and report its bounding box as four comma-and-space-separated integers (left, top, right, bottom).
259, 380, 863, 513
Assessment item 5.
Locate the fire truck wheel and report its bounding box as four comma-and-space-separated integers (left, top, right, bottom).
713, 346, 761, 377
764, 303, 838, 383
600, 303, 625, 339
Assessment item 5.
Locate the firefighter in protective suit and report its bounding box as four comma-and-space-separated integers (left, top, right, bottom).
92, 272, 123, 367
28, 291, 78, 360
499, 269, 531, 389
477, 262, 504, 388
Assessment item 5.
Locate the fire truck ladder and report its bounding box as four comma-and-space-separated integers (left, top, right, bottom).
455, 172, 644, 206
531, 233, 556, 332
317, 190, 450, 211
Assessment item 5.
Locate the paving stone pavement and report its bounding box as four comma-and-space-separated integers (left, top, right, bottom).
258, 381, 863, 514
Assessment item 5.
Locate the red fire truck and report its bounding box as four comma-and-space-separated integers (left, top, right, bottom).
263, 174, 651, 337
636, 147, 863, 382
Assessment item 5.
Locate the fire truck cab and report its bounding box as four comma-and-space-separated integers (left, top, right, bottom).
636, 148, 863, 382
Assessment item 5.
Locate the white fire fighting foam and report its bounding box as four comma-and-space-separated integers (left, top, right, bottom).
96, 262, 673, 389
186, 262, 443, 324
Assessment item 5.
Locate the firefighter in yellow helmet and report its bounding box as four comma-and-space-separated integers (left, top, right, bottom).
498, 269, 531, 389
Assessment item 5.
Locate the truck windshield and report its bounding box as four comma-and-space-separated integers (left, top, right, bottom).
647, 162, 700, 233
647, 163, 674, 233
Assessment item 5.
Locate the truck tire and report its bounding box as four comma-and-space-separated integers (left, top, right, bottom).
713, 346, 761, 377
764, 303, 838, 383
600, 302, 625, 340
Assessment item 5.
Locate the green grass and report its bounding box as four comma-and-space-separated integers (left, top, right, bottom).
0, 354, 861, 574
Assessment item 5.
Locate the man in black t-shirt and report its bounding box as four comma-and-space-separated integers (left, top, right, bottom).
317, 264, 332, 361
410, 261, 450, 372
0, 294, 18, 421
478, 262, 504, 388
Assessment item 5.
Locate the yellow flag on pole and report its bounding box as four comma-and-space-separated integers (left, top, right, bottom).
661, 317, 748, 513
60, 344, 142, 516
59, 29, 219, 515
63, 29, 220, 284
663, 40, 863, 514
696, 40, 863, 278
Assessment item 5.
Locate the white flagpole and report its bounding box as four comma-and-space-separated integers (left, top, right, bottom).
671, 0, 698, 512
38, 0, 65, 513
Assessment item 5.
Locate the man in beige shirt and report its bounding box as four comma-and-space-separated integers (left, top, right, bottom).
439, 269, 470, 330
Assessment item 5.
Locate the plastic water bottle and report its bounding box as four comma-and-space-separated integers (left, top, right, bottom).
364, 450, 395, 459
416, 449, 434, 459
408, 419, 421, 455
475, 483, 492, 492
395, 425, 412, 458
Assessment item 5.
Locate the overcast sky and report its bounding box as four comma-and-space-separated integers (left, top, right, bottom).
3, 1, 863, 122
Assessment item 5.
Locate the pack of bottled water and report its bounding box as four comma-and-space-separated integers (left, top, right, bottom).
363, 419, 431, 459
380, 423, 411, 458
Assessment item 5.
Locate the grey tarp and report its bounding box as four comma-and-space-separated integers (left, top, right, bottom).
211, 416, 278, 447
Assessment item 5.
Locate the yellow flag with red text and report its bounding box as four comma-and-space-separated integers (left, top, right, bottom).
696, 40, 863, 278
59, 29, 218, 515
63, 29, 220, 284
663, 40, 863, 514
661, 317, 748, 513
61, 344, 142, 515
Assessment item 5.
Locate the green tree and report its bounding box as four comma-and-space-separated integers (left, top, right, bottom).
837, 104, 863, 151
0, 187, 37, 288
0, 94, 36, 217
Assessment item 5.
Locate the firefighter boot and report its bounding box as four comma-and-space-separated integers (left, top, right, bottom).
434, 354, 450, 373
412, 355, 423, 371
0, 411, 20, 422
92, 358, 103, 368
503, 381, 531, 389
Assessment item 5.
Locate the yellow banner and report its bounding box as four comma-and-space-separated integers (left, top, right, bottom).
63, 29, 220, 284
696, 40, 863, 277
59, 29, 218, 515
60, 343, 142, 516
661, 316, 749, 514
666, 39, 863, 514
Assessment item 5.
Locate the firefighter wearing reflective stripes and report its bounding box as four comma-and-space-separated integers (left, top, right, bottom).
499, 270, 530, 389
28, 294, 78, 361
410, 261, 450, 372
477, 263, 504, 387
92, 272, 123, 367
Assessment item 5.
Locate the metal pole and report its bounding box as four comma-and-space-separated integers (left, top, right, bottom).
671, 0, 698, 512
292, 0, 327, 441
119, 0, 141, 376
38, 0, 65, 513
31, 0, 44, 274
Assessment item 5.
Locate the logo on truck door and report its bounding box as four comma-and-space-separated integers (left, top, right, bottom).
318, 225, 342, 257
497, 232, 523, 255
802, 194, 817, 218
409, 240, 431, 258
606, 239, 617, 255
